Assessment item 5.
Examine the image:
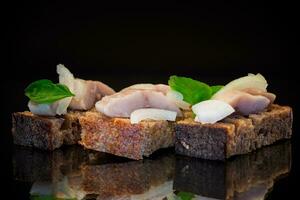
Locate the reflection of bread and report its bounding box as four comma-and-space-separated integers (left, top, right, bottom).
175, 104, 293, 160
13, 145, 89, 182
79, 111, 174, 160
12, 111, 83, 150
174, 141, 291, 199
14, 142, 290, 199
79, 153, 175, 198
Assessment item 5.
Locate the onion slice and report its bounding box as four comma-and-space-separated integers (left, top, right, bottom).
213, 73, 268, 99
28, 101, 58, 116
130, 108, 177, 124
166, 90, 191, 110
192, 100, 235, 124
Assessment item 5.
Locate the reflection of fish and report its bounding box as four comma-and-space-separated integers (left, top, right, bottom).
174, 141, 291, 200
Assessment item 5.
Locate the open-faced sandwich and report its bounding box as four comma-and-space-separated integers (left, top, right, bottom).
12, 64, 115, 150
171, 74, 293, 160
12, 66, 293, 160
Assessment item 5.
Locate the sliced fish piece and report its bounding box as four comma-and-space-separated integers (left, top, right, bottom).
96, 89, 182, 117
241, 88, 276, 103
121, 83, 170, 94
57, 64, 115, 111
28, 65, 115, 116
213, 73, 268, 99
212, 90, 270, 115
96, 90, 146, 117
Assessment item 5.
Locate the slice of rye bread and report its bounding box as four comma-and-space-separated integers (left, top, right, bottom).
12, 111, 83, 150
79, 111, 174, 160
175, 104, 293, 160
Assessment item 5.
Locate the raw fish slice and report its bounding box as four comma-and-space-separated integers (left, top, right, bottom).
242, 88, 276, 103
213, 90, 270, 115
96, 90, 181, 117
96, 90, 146, 117
121, 83, 170, 94
57, 64, 115, 110
213, 73, 268, 99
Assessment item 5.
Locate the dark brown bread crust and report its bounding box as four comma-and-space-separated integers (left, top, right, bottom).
12, 104, 292, 160
12, 111, 83, 150
175, 104, 293, 160
79, 111, 174, 160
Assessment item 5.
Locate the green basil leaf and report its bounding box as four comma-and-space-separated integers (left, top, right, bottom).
25, 79, 75, 104
168, 75, 212, 105
211, 85, 223, 95
176, 192, 195, 200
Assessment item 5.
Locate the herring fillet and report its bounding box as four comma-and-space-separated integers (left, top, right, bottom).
96, 89, 182, 117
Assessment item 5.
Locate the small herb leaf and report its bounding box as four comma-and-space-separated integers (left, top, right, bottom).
25, 79, 74, 104
168, 76, 212, 105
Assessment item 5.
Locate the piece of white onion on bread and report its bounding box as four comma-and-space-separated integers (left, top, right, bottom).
56, 97, 73, 115
28, 97, 71, 116
192, 100, 235, 124
212, 73, 268, 99
28, 101, 59, 116
166, 90, 191, 110
130, 108, 177, 124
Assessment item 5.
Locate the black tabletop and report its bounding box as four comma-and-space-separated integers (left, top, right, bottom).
2, 2, 298, 199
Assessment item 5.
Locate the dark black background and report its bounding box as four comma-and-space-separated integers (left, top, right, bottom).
2, 1, 298, 199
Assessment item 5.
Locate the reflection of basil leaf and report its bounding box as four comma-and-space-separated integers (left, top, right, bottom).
168, 75, 223, 105
177, 191, 195, 200
30, 195, 76, 200
25, 79, 74, 104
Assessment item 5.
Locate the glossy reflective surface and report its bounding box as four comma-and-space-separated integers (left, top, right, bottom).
13, 141, 291, 200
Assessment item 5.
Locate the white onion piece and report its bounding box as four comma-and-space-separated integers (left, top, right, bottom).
56, 97, 72, 115
130, 108, 177, 124
166, 90, 191, 110
192, 100, 235, 124
212, 73, 268, 99
28, 101, 58, 116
